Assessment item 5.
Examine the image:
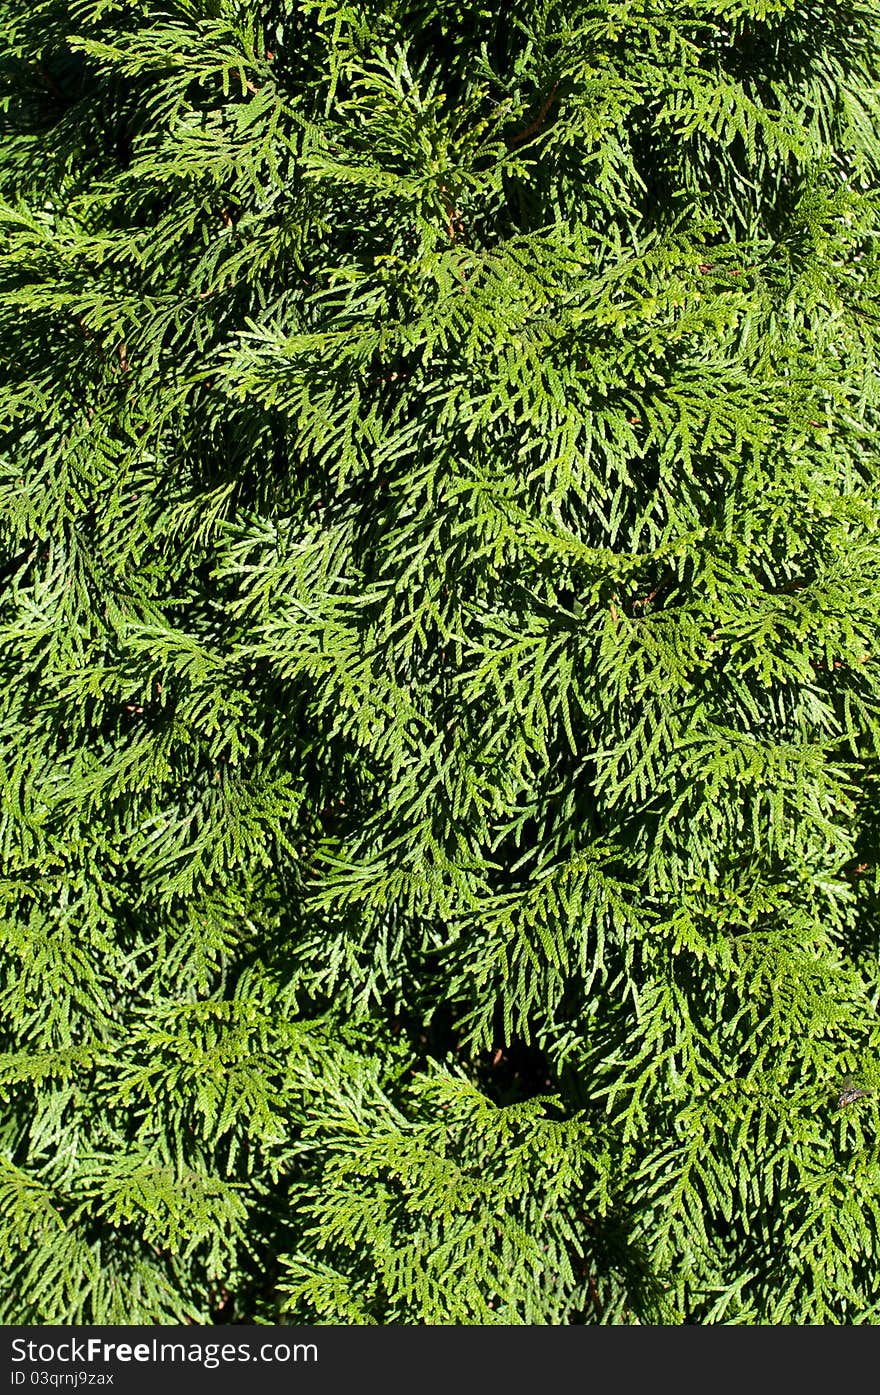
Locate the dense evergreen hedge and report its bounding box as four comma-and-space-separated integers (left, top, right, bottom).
3, 0, 880, 1323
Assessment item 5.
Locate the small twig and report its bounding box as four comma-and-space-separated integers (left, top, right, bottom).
631, 586, 660, 611
31, 61, 64, 100
364, 369, 413, 389
438, 183, 466, 243
507, 81, 560, 147
632, 568, 675, 611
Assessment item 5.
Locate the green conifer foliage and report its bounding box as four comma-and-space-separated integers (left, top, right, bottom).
2, 0, 880, 1324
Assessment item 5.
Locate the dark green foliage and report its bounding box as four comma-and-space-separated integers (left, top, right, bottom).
3, 0, 880, 1324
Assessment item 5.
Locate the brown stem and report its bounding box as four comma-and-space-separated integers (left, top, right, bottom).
507, 81, 560, 147
632, 568, 675, 610
438, 183, 466, 243
31, 61, 64, 100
